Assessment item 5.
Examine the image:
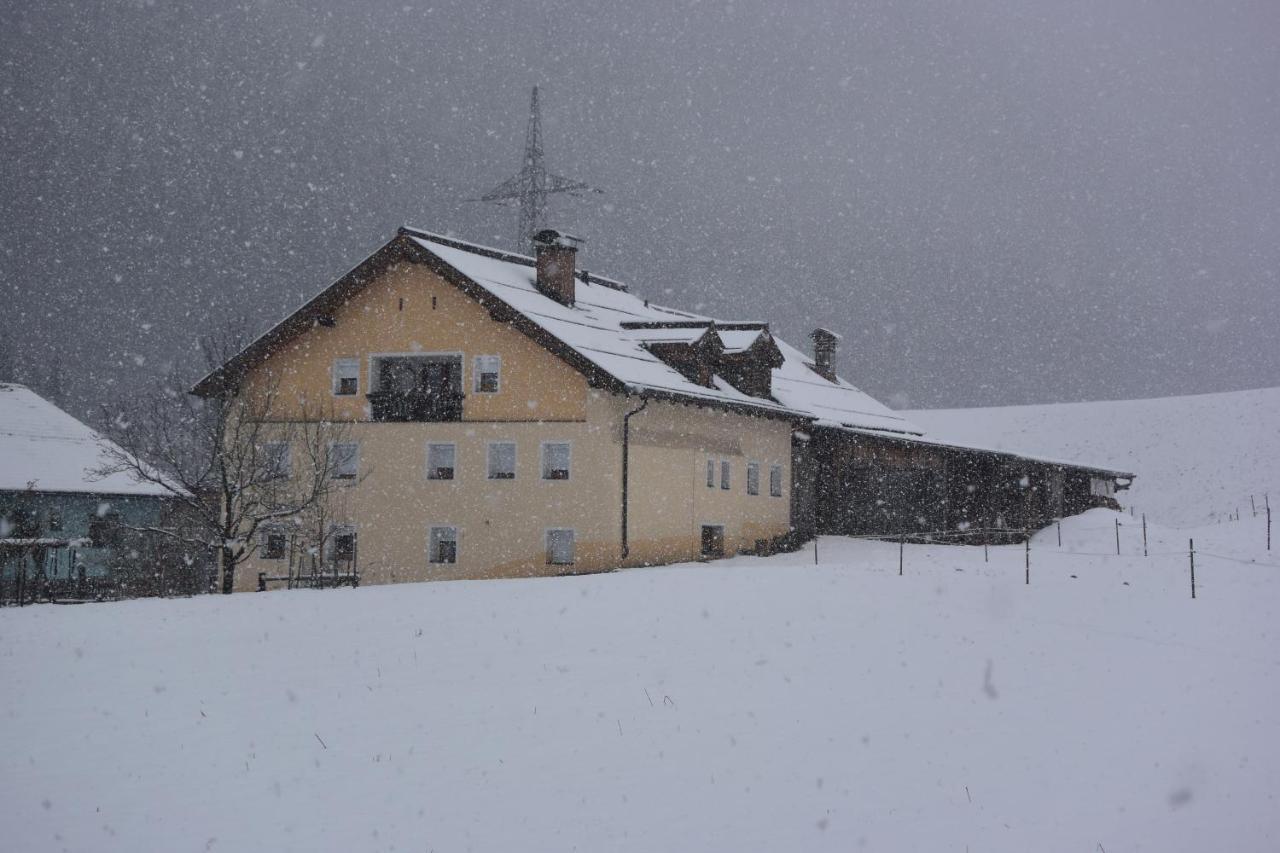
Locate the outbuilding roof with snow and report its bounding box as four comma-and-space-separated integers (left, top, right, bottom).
193, 227, 922, 435
0, 383, 173, 497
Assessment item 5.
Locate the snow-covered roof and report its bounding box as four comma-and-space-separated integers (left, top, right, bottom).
898, 407, 1137, 477
768, 337, 921, 435
408, 233, 803, 418
0, 383, 173, 497
406, 229, 919, 432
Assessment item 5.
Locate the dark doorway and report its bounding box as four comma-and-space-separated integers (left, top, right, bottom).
700, 525, 725, 559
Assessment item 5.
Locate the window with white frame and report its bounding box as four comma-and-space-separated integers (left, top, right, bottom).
426, 442, 456, 480
259, 526, 287, 560
546, 528, 575, 565
720, 459, 731, 490
333, 358, 359, 396
706, 459, 715, 488
330, 442, 359, 480
474, 355, 501, 393
488, 441, 516, 479
261, 441, 291, 480
747, 462, 760, 495
770, 464, 783, 497
429, 525, 458, 564
542, 442, 571, 480
328, 526, 356, 564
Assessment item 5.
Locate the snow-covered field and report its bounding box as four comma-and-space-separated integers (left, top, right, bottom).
906, 385, 1280, 527
3, 387, 1278, 852
2, 509, 1277, 852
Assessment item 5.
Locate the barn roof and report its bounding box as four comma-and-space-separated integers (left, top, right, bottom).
0, 383, 174, 497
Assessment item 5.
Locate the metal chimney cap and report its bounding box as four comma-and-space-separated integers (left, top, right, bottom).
810, 327, 843, 342
532, 228, 584, 248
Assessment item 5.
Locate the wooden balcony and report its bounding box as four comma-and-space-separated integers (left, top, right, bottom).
367, 390, 464, 422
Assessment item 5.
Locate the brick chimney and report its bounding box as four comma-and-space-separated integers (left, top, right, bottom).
810, 327, 842, 381
532, 229, 581, 306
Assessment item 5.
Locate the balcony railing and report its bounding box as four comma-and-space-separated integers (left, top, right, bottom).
367, 390, 464, 422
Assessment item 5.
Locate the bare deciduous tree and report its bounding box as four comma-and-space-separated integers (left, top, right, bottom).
95, 323, 361, 594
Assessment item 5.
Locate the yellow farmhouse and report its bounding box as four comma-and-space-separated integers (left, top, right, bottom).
194, 227, 919, 591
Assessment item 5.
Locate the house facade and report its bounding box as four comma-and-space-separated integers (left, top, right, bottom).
195, 226, 1133, 593
195, 229, 801, 591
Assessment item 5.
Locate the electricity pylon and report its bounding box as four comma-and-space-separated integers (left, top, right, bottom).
475, 86, 601, 251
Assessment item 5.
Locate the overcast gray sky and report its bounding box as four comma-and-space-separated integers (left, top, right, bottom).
3, 0, 1277, 413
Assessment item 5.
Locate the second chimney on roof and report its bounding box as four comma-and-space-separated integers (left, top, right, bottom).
533, 228, 580, 306
810, 327, 842, 382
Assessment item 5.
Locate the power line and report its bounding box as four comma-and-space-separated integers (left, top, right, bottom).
472, 86, 602, 251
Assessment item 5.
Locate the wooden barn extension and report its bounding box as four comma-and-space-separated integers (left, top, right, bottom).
792, 426, 1133, 543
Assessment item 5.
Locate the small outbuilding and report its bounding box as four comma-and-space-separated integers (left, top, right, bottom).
0, 383, 176, 601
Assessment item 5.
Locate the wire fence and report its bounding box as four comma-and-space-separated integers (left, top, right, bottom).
814, 492, 1277, 598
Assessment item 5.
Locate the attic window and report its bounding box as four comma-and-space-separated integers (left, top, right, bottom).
333, 358, 359, 396
474, 355, 501, 393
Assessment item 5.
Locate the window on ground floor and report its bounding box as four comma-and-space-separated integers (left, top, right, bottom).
546, 528, 575, 565
770, 464, 783, 497
328, 526, 356, 565
747, 461, 760, 495
429, 525, 458, 564
259, 526, 287, 560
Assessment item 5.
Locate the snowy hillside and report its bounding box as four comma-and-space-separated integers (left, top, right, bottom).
3, 510, 1278, 852
906, 386, 1280, 527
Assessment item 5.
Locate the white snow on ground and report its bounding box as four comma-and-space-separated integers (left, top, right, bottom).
906, 386, 1280, 526
3, 509, 1278, 852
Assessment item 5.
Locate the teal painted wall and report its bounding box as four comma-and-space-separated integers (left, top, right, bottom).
0, 490, 169, 581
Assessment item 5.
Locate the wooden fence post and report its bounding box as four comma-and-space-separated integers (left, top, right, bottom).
1115, 518, 1121, 555
1142, 513, 1148, 558
1025, 535, 1030, 585
1189, 538, 1196, 600
898, 533, 904, 576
